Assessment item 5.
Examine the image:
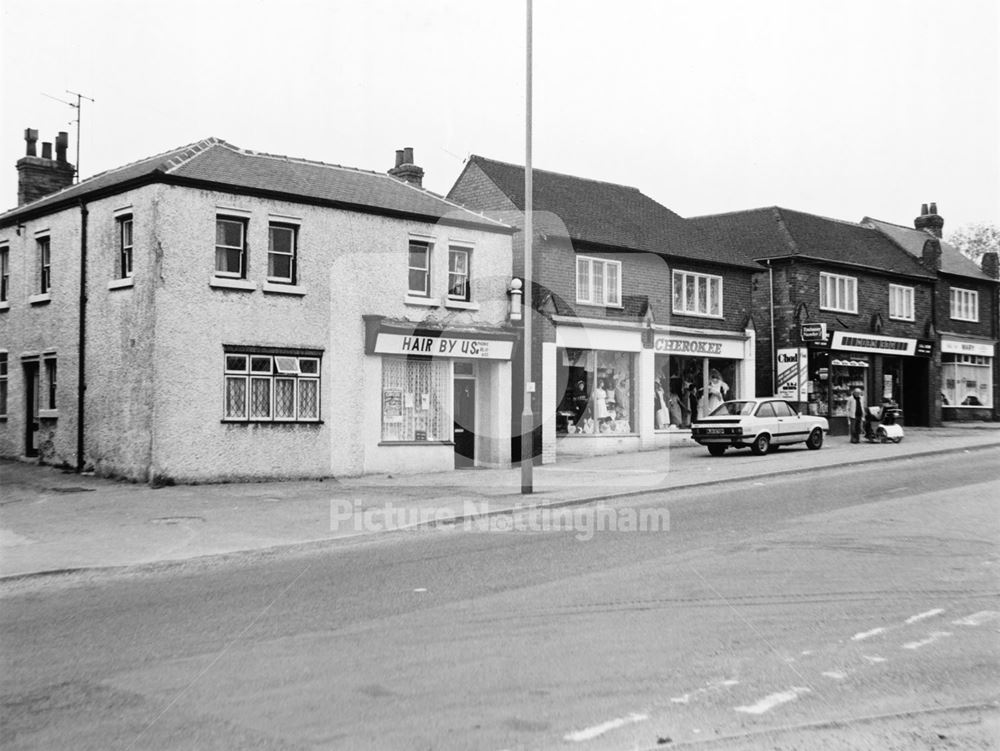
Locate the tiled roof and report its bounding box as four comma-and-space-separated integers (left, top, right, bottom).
1, 138, 508, 231
690, 207, 935, 278
863, 217, 993, 281
451, 156, 757, 269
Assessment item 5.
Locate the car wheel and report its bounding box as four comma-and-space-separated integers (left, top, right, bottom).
751, 433, 771, 455
806, 428, 823, 450
891, 437, 903, 444
708, 444, 726, 457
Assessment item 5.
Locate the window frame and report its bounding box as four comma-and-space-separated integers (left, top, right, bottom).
408, 239, 432, 297
0, 245, 9, 302
0, 351, 8, 418
223, 349, 321, 424
949, 287, 979, 322
118, 215, 134, 279
576, 255, 623, 307
671, 269, 723, 318
888, 283, 914, 321
37, 236, 51, 293
819, 272, 858, 314
215, 216, 248, 279
447, 246, 471, 302
267, 222, 298, 285
44, 357, 57, 410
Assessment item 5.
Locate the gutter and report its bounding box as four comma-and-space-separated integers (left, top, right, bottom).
767, 259, 776, 395
76, 200, 88, 472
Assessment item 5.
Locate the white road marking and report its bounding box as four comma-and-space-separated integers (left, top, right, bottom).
734, 687, 811, 715
905, 609, 944, 624
822, 671, 847, 680
670, 694, 691, 704
902, 631, 952, 650
413, 588, 427, 593
800, 650, 814, 656
564, 713, 648, 742
670, 679, 738, 704
952, 611, 1000, 627
852, 627, 887, 641
862, 655, 887, 664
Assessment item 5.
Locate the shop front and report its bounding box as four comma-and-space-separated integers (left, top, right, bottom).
803, 331, 934, 435
940, 336, 995, 420
363, 316, 516, 473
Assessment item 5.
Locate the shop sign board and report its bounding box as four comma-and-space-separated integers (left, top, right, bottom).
373, 333, 513, 360
653, 335, 745, 360
776, 348, 807, 401
830, 331, 918, 356
941, 339, 994, 357
800, 322, 827, 342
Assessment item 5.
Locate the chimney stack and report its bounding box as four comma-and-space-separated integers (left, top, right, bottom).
387, 146, 424, 188
982, 252, 1000, 280
921, 238, 942, 271
16, 126, 76, 206
914, 202, 944, 238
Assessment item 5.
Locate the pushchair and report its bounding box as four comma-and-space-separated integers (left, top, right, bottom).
863, 401, 904, 443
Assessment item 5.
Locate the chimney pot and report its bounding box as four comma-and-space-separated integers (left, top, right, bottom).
24, 128, 38, 157
55, 132, 69, 163
403, 147, 414, 165
387, 147, 424, 188
921, 203, 929, 215
41, 142, 52, 160
395, 149, 404, 168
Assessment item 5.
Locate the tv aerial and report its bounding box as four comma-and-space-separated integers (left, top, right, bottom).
41, 89, 94, 182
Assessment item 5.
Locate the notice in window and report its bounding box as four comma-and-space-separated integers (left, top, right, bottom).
383, 389, 403, 423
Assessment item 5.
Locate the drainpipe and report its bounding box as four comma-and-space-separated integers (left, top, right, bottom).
767, 260, 776, 395
76, 200, 88, 472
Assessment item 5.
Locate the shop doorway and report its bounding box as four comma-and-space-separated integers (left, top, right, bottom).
23, 360, 39, 457
453, 375, 476, 469
902, 357, 930, 426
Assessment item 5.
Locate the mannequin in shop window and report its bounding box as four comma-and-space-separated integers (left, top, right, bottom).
684, 366, 701, 423
593, 378, 609, 428
702, 368, 730, 415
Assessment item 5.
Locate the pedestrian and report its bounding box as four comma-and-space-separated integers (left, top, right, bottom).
848, 387, 865, 443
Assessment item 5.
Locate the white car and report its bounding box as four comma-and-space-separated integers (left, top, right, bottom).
691, 398, 829, 456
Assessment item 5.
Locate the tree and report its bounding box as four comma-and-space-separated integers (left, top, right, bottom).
947, 223, 1000, 263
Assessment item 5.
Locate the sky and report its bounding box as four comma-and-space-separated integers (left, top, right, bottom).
1, 0, 998, 234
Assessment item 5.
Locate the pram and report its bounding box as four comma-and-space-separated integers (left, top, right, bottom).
864, 402, 904, 443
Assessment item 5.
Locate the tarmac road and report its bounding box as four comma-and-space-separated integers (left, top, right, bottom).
1, 449, 998, 750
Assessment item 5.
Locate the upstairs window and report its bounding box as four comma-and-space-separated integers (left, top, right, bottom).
672, 269, 722, 317
38, 236, 51, 293
408, 239, 431, 296
889, 284, 914, 321
118, 216, 134, 278
950, 287, 979, 322
268, 223, 297, 284
215, 217, 247, 278
0, 245, 8, 302
576, 256, 622, 307
0, 352, 7, 417
224, 350, 320, 423
447, 246, 471, 301
819, 272, 857, 314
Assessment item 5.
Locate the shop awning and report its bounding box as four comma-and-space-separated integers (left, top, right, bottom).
363, 316, 519, 360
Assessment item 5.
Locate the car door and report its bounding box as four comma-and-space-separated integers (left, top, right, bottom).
771, 399, 798, 444
753, 401, 779, 441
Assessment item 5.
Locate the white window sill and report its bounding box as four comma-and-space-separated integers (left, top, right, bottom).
671, 310, 724, 320
444, 299, 480, 311
38, 409, 59, 419
576, 301, 625, 310
108, 278, 134, 291
950, 318, 980, 323
405, 295, 439, 307
819, 307, 858, 316
888, 316, 914, 322
0, 301, 9, 311
210, 277, 256, 291
29, 293, 52, 306
263, 282, 306, 296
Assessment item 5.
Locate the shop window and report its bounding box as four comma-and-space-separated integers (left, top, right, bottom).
448, 246, 471, 301
556, 349, 634, 434
268, 223, 297, 284
1, 245, 9, 302
819, 272, 857, 314
38, 236, 51, 293
949, 288, 979, 322
672, 270, 722, 317
941, 353, 992, 407
215, 217, 247, 279
408, 239, 432, 297
381, 357, 450, 441
0, 352, 7, 417
576, 256, 621, 307
223, 350, 320, 422
653, 354, 736, 428
888, 284, 913, 321
118, 215, 134, 279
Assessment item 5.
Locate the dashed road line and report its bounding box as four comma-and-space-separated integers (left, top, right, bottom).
735, 687, 811, 715
563, 712, 648, 742
851, 627, 887, 641
905, 608, 944, 624
822, 670, 848, 680
862, 655, 887, 664
952, 610, 1000, 627
902, 631, 952, 650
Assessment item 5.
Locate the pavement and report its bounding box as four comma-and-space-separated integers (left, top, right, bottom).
1, 423, 998, 580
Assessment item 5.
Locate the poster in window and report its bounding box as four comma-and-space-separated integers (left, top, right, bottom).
383, 389, 403, 423
404, 392, 414, 409
420, 393, 429, 411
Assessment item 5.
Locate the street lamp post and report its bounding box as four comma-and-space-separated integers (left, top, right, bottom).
521, 0, 534, 494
